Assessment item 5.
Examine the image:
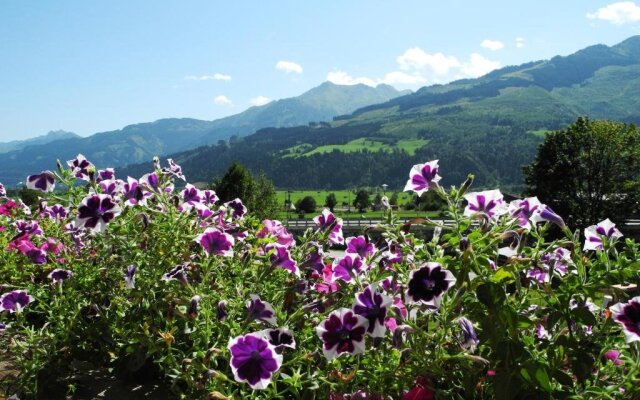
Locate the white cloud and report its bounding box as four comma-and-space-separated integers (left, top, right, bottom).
460, 53, 501, 78
587, 1, 640, 25
396, 47, 461, 75
185, 72, 232, 81
516, 37, 525, 48
326, 70, 377, 86
249, 96, 272, 106
327, 47, 500, 89
214, 95, 232, 106
481, 39, 505, 51
275, 60, 303, 74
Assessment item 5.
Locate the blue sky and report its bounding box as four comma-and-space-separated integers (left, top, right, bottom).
1, 1, 639, 141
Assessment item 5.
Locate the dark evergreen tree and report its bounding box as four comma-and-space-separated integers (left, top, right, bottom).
296, 196, 317, 214
324, 193, 337, 212
353, 190, 370, 213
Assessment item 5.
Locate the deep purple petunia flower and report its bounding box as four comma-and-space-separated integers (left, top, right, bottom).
611, 296, 640, 343
67, 154, 93, 181
266, 243, 299, 276
48, 269, 73, 284
180, 184, 203, 211
527, 247, 572, 284
0, 290, 34, 313
403, 160, 441, 196
228, 333, 282, 389
46, 204, 68, 220
316, 308, 369, 360
332, 254, 367, 283
75, 194, 122, 233
124, 265, 136, 289
603, 350, 623, 366
406, 262, 456, 306
257, 327, 296, 353
99, 179, 123, 196
162, 264, 189, 285
246, 295, 277, 325
345, 236, 376, 258
26, 171, 56, 192
195, 228, 235, 257
584, 218, 623, 251
458, 317, 479, 351
313, 209, 344, 244
353, 285, 392, 338
463, 190, 508, 219
224, 198, 247, 220
300, 242, 325, 273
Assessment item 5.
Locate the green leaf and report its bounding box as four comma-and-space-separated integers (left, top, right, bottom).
477, 282, 506, 308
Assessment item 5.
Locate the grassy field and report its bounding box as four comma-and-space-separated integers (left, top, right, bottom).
283, 138, 428, 158
275, 209, 442, 220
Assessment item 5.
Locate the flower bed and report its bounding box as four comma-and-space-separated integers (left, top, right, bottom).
0, 157, 639, 399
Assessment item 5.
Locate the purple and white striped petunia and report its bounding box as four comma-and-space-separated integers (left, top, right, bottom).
98, 179, 123, 197
96, 168, 115, 183
345, 235, 376, 258
463, 189, 508, 219
508, 197, 542, 230
224, 198, 247, 220
180, 184, 203, 211
0, 290, 34, 313
403, 160, 442, 196
246, 294, 277, 325
67, 154, 93, 181
257, 327, 296, 353
48, 269, 73, 284
0, 183, 5, 198
527, 247, 573, 284
122, 177, 148, 206
228, 333, 282, 389
611, 296, 640, 343
316, 308, 369, 360
532, 204, 566, 229
584, 218, 623, 251
75, 194, 122, 233
14, 220, 43, 237
266, 243, 299, 276
195, 227, 235, 257
161, 264, 189, 285
46, 204, 68, 220
201, 190, 219, 206
353, 285, 392, 338
162, 158, 186, 181
257, 219, 295, 248
313, 208, 344, 244
26, 171, 56, 192
124, 265, 136, 289
458, 317, 479, 351
332, 254, 367, 283
406, 262, 456, 306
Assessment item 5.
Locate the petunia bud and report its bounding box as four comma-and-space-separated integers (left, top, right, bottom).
459, 173, 474, 196
217, 300, 228, 321
459, 236, 470, 252
188, 295, 200, 319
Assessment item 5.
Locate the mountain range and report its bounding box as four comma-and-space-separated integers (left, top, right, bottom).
0, 83, 408, 186
117, 36, 640, 191
4, 36, 640, 190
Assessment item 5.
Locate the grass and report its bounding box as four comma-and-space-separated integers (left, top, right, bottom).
276, 190, 415, 207
282, 138, 428, 158
275, 210, 442, 220
529, 129, 550, 137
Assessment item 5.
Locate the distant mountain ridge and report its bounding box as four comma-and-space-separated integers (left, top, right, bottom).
0, 83, 407, 185
0, 130, 79, 154
116, 36, 640, 190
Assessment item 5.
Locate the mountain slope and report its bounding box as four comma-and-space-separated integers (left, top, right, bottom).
0, 130, 79, 154
0, 83, 407, 186
118, 36, 640, 190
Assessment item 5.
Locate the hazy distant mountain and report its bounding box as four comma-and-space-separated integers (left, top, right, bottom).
120, 36, 640, 190
0, 130, 79, 154
0, 83, 407, 185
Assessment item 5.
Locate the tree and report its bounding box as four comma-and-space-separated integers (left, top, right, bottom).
296, 196, 317, 214
324, 193, 337, 212
523, 117, 640, 228
389, 192, 399, 206
353, 190, 370, 213
212, 163, 279, 220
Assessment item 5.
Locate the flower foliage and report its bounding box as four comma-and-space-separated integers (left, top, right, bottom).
0, 156, 639, 399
